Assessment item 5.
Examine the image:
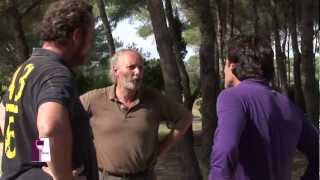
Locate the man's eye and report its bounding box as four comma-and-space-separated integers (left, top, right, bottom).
128, 66, 135, 70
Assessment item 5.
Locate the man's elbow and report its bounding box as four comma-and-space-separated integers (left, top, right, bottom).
37, 102, 70, 138
37, 120, 69, 138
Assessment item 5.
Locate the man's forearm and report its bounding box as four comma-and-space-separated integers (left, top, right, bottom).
159, 113, 192, 156
158, 130, 180, 155
37, 102, 73, 180
45, 131, 73, 180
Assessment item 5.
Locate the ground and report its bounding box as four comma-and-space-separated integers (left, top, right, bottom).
155, 120, 307, 180
0, 113, 309, 179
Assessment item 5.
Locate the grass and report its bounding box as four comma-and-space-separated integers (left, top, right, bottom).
158, 100, 202, 139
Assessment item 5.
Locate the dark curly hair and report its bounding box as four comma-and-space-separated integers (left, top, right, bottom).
40, 0, 93, 45
227, 35, 274, 81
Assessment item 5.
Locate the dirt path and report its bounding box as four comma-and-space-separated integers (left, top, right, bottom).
154, 134, 307, 180
0, 135, 307, 180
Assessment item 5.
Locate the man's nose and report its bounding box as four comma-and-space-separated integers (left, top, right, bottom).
133, 67, 143, 75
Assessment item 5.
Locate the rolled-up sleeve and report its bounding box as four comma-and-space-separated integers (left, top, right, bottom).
209, 90, 247, 180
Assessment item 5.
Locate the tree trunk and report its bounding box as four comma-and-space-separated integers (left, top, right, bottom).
216, 0, 227, 61
270, 0, 289, 95
287, 35, 290, 85
183, 0, 219, 178
164, 0, 203, 179
251, 0, 260, 36
229, 0, 235, 37
198, 7, 219, 178
288, 0, 305, 109
147, 1, 203, 180
164, 0, 192, 108
146, 0, 181, 102
8, 6, 29, 62
216, 0, 227, 90
300, 0, 319, 125
96, 0, 115, 55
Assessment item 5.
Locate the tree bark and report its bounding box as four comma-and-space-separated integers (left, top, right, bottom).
164, 0, 192, 108
198, 3, 219, 176
147, 1, 202, 180
182, 0, 219, 178
146, 0, 181, 107
229, 0, 235, 37
8, 6, 29, 62
300, 0, 319, 125
251, 0, 260, 36
21, 0, 43, 15
288, 0, 305, 109
287, 34, 290, 84
164, 0, 203, 179
270, 0, 289, 95
216, 0, 227, 61
216, 0, 227, 90
96, 0, 115, 56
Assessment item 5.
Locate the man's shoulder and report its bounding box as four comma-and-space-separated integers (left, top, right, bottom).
217, 85, 253, 106
80, 87, 109, 111
220, 81, 270, 98
27, 56, 72, 81
219, 86, 241, 98
81, 87, 108, 100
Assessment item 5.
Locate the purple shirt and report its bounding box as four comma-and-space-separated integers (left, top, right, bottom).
209, 79, 319, 180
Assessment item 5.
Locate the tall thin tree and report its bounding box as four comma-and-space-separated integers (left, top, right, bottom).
182, 0, 219, 177
288, 0, 305, 109
301, 0, 319, 125
164, 1, 203, 179
269, 0, 289, 95
147, 1, 203, 179
96, 0, 115, 55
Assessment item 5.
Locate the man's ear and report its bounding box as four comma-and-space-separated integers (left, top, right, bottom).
72, 28, 83, 44
230, 62, 236, 70
112, 65, 118, 75
225, 60, 236, 70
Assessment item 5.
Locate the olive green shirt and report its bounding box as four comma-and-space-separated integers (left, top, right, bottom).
80, 85, 188, 174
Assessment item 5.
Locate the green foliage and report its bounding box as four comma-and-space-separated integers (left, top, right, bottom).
132, 8, 153, 39
0, 0, 52, 87
76, 59, 112, 95
185, 55, 200, 93
77, 18, 122, 94
143, 59, 164, 90
137, 24, 153, 39
104, 0, 146, 26
182, 26, 200, 46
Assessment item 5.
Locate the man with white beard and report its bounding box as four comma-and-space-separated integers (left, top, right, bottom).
80, 49, 192, 180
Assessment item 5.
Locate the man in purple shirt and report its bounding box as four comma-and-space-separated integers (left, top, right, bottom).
209, 35, 319, 180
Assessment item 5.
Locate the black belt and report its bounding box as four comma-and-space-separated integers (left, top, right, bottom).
98, 168, 149, 178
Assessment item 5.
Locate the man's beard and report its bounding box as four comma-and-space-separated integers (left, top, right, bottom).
124, 79, 142, 90
72, 44, 89, 66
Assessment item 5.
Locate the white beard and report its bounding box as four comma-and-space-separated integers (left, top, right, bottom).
124, 79, 142, 90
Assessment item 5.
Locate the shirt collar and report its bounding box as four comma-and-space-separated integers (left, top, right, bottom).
32, 48, 75, 69
108, 84, 141, 106
32, 48, 62, 61
241, 78, 269, 86
31, 48, 71, 68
